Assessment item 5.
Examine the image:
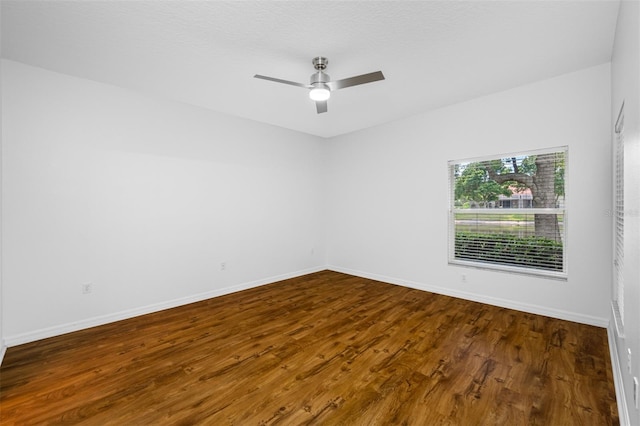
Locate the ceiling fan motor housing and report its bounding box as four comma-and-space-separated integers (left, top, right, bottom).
310, 57, 330, 89
310, 71, 330, 86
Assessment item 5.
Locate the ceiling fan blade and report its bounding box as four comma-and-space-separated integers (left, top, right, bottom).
254, 74, 311, 89
327, 71, 385, 91
316, 100, 328, 114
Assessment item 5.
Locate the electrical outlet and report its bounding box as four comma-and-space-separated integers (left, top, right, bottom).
220, 262, 226, 271
461, 274, 467, 283
81, 283, 93, 294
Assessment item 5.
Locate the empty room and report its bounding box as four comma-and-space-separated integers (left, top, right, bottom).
0, 1, 638, 425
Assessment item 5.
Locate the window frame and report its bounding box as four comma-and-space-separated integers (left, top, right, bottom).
448, 146, 568, 280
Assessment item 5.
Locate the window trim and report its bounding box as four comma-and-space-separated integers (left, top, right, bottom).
448, 146, 568, 280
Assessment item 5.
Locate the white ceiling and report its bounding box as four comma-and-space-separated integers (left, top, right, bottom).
1, 1, 620, 138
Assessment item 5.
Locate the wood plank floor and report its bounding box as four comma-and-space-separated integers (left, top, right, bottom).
0, 271, 618, 425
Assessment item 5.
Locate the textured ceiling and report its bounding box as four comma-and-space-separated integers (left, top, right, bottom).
1, 1, 620, 138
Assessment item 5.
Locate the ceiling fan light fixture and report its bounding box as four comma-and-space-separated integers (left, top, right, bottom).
254, 57, 384, 114
309, 85, 331, 101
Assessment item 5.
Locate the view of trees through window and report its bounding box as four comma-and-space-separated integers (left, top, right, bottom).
449, 148, 567, 276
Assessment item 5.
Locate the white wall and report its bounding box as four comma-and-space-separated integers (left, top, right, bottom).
1, 60, 326, 345
611, 1, 640, 424
326, 63, 612, 326
0, 51, 626, 420
0, 1, 5, 364
0, 55, 620, 381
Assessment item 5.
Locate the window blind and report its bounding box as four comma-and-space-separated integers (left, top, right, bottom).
613, 106, 624, 333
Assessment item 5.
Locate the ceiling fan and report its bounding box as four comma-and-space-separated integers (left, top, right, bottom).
254, 57, 385, 114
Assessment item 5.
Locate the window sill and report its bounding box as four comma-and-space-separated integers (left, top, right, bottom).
449, 259, 568, 281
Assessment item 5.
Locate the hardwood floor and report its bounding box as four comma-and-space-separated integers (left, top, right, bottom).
0, 271, 618, 425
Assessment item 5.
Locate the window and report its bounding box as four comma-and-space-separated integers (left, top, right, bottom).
612, 103, 624, 336
448, 147, 567, 278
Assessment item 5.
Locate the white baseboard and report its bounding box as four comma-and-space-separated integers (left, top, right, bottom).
328, 265, 609, 328
608, 322, 630, 426
608, 323, 630, 425
4, 264, 609, 347
4, 266, 327, 348
5, 265, 624, 419
0, 340, 7, 366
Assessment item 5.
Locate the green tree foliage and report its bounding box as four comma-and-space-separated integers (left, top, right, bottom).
454, 162, 511, 207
